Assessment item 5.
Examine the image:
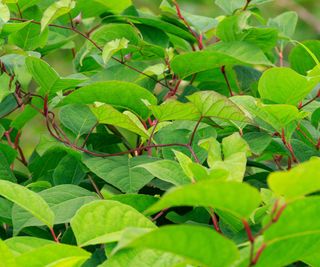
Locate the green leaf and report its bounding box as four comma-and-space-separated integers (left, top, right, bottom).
102, 38, 129, 64
289, 40, 320, 75
70, 200, 156, 246
15, 243, 90, 267
258, 67, 319, 105
91, 104, 149, 138
83, 156, 156, 193
0, 180, 54, 228
149, 100, 200, 122
222, 132, 251, 158
121, 225, 239, 267
210, 41, 273, 65
268, 11, 298, 40
0, 3, 10, 23
187, 91, 250, 123
0, 150, 16, 182
93, 0, 132, 14
59, 104, 98, 137
268, 157, 320, 199
102, 248, 183, 267
41, 0, 76, 32
257, 197, 320, 267
110, 194, 158, 213
12, 185, 97, 234
171, 47, 272, 79
137, 159, 192, 186
59, 81, 157, 120
53, 154, 86, 185
146, 180, 261, 219
25, 57, 85, 95
5, 237, 53, 255
0, 239, 17, 267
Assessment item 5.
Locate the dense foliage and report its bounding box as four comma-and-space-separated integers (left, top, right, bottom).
0, 0, 320, 266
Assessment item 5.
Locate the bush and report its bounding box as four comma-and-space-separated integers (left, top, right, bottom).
0, 0, 320, 266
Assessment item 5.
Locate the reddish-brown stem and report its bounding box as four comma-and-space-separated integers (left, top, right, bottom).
298, 90, 320, 109
165, 79, 182, 100
88, 175, 104, 199
210, 208, 221, 233
152, 208, 168, 221
251, 243, 266, 266
221, 66, 234, 96
281, 128, 298, 164
16, 3, 23, 18
50, 228, 60, 243
173, 0, 203, 50
81, 122, 98, 148
296, 125, 317, 146
243, 0, 252, 11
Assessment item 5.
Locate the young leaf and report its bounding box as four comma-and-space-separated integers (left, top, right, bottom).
70, 200, 156, 246
187, 91, 250, 123
268, 157, 320, 199
102, 38, 129, 64
41, 0, 76, 32
59, 81, 157, 119
121, 225, 239, 267
0, 2, 10, 23
137, 159, 192, 186
0, 180, 54, 228
146, 180, 261, 219
91, 104, 149, 138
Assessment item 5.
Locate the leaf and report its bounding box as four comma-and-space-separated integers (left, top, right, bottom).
83, 156, 156, 193
59, 104, 98, 137
93, 0, 132, 14
121, 225, 239, 267
59, 81, 157, 120
0, 150, 17, 182
0, 180, 54, 228
171, 47, 272, 79
0, 3, 10, 23
110, 194, 158, 213
91, 104, 149, 138
15, 243, 90, 267
53, 154, 86, 185
70, 200, 156, 246
258, 67, 319, 105
5, 237, 53, 255
101, 248, 183, 267
268, 11, 298, 40
149, 100, 200, 122
41, 0, 76, 32
25, 57, 85, 95
289, 40, 320, 75
268, 157, 320, 199
137, 159, 192, 186
256, 197, 320, 267
146, 180, 261, 219
210, 41, 273, 65
12, 185, 97, 234
187, 91, 250, 123
222, 132, 251, 158
0, 239, 17, 267
102, 38, 129, 64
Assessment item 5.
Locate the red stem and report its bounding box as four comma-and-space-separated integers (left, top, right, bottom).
50, 228, 60, 243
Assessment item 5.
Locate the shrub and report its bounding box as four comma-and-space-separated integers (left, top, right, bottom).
0, 0, 320, 266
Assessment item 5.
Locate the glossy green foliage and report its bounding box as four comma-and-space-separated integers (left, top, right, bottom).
0, 0, 319, 266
